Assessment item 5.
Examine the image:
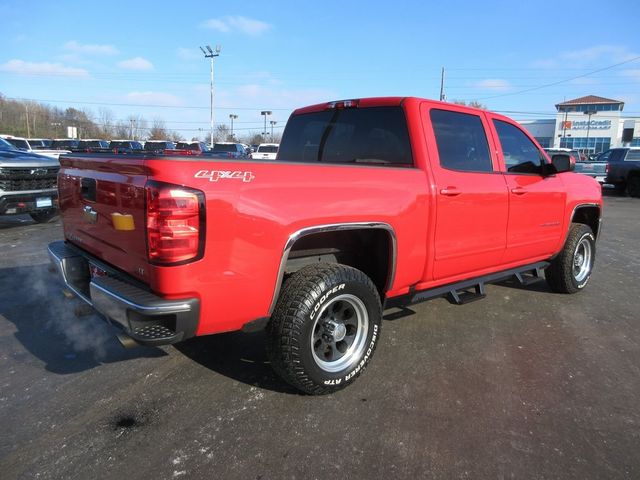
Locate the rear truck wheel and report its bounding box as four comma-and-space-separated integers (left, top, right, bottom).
29, 209, 58, 223
266, 263, 382, 395
545, 223, 595, 294
627, 176, 640, 198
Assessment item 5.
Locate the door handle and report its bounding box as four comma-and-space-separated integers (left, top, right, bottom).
511, 187, 527, 195
440, 187, 461, 196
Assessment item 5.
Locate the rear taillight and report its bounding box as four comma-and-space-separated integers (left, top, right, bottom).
145, 181, 205, 265
605, 163, 610, 173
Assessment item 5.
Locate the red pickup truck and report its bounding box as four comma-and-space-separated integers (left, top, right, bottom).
48, 97, 603, 394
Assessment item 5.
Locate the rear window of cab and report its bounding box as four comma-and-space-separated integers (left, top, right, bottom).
277, 107, 413, 166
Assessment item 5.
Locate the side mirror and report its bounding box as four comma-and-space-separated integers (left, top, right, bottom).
551, 153, 574, 173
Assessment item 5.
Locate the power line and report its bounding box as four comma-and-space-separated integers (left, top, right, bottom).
475, 56, 640, 100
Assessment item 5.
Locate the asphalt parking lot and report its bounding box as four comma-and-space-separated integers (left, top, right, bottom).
1, 194, 639, 480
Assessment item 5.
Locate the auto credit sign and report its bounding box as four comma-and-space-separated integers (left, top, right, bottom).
562, 120, 612, 131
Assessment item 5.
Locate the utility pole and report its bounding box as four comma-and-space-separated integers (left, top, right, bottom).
270, 120, 277, 142
439, 67, 446, 102
229, 114, 238, 139
200, 45, 221, 148
261, 111, 272, 140
129, 118, 135, 140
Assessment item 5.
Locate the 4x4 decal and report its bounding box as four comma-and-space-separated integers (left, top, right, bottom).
195, 170, 255, 183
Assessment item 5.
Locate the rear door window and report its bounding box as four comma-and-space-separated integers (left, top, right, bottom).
430, 109, 493, 172
277, 107, 413, 166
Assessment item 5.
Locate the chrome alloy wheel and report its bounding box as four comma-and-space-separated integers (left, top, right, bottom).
573, 236, 593, 283
311, 294, 369, 373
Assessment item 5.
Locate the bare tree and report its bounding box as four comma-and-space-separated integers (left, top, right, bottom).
148, 118, 168, 140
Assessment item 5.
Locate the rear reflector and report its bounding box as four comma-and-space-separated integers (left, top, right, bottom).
145, 181, 205, 265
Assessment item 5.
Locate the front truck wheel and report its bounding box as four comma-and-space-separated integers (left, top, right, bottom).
267, 263, 382, 395
545, 223, 596, 293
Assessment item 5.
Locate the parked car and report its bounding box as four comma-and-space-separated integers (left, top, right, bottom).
210, 142, 249, 159
164, 141, 210, 156
251, 143, 279, 160
545, 148, 604, 184
0, 137, 59, 222
602, 147, 640, 196
144, 140, 176, 154
109, 140, 144, 154
0, 135, 69, 160
76, 139, 111, 152
51, 139, 80, 151
48, 96, 602, 394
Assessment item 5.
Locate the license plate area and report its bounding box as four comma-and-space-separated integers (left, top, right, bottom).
36, 197, 52, 208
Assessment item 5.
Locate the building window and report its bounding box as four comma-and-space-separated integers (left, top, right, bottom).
559, 137, 610, 153
534, 137, 552, 148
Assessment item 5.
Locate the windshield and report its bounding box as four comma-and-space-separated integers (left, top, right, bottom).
6, 138, 30, 150
277, 106, 413, 166
258, 145, 278, 153
212, 143, 237, 153
0, 138, 16, 150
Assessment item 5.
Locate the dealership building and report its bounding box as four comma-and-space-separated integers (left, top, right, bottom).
519, 95, 640, 155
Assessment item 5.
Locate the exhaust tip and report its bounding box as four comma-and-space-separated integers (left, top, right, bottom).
116, 333, 139, 349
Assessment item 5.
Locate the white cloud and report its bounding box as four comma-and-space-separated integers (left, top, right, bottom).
201, 15, 271, 36
118, 57, 154, 71
474, 79, 511, 91
64, 40, 118, 55
0, 59, 89, 77
124, 91, 182, 106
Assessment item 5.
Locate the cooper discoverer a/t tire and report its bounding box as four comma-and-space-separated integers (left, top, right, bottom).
266, 263, 382, 395
545, 223, 595, 294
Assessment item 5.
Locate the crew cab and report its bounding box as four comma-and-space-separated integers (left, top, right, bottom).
0, 137, 59, 222
601, 147, 640, 196
48, 97, 602, 394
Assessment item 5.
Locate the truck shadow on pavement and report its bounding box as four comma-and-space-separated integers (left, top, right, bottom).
175, 332, 300, 394
0, 263, 166, 375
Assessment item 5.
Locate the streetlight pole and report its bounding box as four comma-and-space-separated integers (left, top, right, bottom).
584, 110, 597, 158
270, 120, 277, 142
261, 111, 272, 141
229, 114, 238, 139
200, 45, 221, 148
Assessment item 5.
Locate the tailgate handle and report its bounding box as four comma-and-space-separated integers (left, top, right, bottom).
80, 178, 97, 202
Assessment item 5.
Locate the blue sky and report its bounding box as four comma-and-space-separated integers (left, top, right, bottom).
2, 0, 639, 140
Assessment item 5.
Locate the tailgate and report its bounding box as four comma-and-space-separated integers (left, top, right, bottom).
57, 154, 150, 282
575, 161, 607, 175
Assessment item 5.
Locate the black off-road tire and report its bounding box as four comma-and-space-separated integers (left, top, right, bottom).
29, 209, 58, 223
266, 263, 382, 395
545, 223, 595, 294
626, 175, 640, 198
